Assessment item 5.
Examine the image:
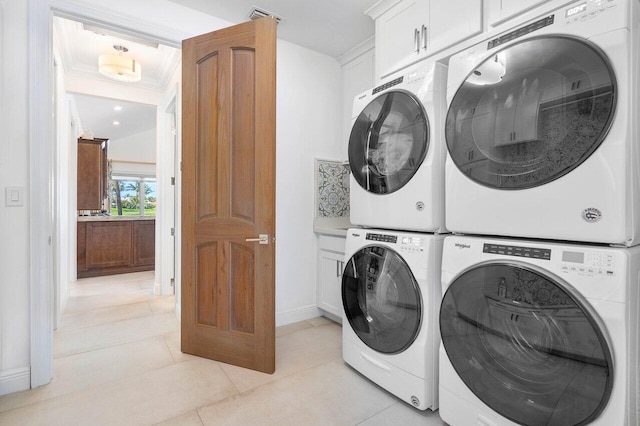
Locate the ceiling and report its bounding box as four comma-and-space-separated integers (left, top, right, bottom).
168, 0, 379, 58
54, 16, 176, 140
73, 94, 157, 141
54, 1, 379, 141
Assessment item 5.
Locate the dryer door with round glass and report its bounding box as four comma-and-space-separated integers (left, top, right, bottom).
440, 263, 613, 426
349, 91, 429, 194
342, 245, 422, 354
446, 35, 616, 189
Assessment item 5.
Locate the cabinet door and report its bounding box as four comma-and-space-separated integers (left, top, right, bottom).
77, 141, 103, 210
133, 220, 155, 266
488, 0, 550, 26
375, 0, 428, 79
85, 222, 132, 269
428, 0, 483, 54
317, 250, 345, 320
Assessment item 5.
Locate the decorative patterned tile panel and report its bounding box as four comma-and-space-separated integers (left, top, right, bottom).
316, 159, 350, 219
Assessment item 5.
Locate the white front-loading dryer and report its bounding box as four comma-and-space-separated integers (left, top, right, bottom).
439, 235, 640, 426
348, 60, 447, 233
444, 0, 640, 245
341, 228, 445, 410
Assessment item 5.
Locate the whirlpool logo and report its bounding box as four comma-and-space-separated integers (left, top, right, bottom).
582, 208, 602, 223
454, 243, 471, 249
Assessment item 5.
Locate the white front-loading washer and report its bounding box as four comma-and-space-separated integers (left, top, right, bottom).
348, 60, 447, 233
341, 228, 445, 410
439, 235, 640, 426
444, 0, 640, 245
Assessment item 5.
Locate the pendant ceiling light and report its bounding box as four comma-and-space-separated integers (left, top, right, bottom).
98, 45, 142, 83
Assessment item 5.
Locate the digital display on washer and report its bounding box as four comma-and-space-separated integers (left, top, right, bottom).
562, 251, 585, 263
366, 233, 397, 243
483, 243, 551, 260
487, 15, 555, 49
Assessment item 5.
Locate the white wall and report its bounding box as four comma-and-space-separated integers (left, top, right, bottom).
275, 40, 343, 325
0, 0, 32, 395
4, 0, 344, 395
108, 127, 157, 164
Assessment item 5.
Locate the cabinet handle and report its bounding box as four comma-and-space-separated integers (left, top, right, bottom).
421, 25, 427, 51
414, 28, 420, 54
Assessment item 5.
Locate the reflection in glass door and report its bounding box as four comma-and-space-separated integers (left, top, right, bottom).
440, 263, 613, 425
446, 36, 616, 189
342, 245, 422, 354
349, 91, 429, 194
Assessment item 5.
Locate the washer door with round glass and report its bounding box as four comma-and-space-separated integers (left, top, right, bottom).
440, 263, 613, 426
349, 91, 429, 195
342, 245, 422, 354
446, 35, 616, 190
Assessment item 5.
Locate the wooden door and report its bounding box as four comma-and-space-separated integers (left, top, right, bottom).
181, 17, 277, 373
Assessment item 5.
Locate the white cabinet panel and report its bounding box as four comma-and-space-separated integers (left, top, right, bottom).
317, 250, 344, 320
488, 0, 551, 26
375, 0, 428, 79
316, 234, 346, 321
369, 0, 484, 79
428, 0, 483, 54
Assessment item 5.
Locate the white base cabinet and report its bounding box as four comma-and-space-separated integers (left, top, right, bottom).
316, 234, 346, 322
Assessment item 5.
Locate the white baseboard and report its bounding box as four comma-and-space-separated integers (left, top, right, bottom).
276, 305, 322, 327
0, 367, 30, 396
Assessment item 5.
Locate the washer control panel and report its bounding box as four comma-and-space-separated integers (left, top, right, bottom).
365, 233, 425, 252
560, 250, 616, 277
366, 233, 397, 243
483, 243, 551, 260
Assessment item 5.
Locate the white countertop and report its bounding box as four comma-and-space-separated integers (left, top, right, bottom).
77, 215, 156, 222
314, 226, 349, 237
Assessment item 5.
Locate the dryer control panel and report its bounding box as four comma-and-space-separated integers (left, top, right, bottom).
399, 236, 424, 253
560, 250, 616, 277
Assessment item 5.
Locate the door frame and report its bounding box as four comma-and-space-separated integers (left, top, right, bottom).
28, 0, 188, 388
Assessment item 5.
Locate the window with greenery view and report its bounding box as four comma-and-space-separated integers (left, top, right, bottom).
110, 178, 156, 216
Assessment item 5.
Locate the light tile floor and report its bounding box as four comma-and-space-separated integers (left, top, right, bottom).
0, 272, 447, 425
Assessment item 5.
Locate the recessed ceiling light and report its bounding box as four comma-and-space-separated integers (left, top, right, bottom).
113, 105, 123, 111
113, 121, 120, 126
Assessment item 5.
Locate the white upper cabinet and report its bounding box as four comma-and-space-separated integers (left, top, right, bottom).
367, 0, 483, 80
487, 0, 551, 27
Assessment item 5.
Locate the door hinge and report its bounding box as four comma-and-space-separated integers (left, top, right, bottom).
180, 161, 183, 171
171, 227, 175, 236
171, 177, 175, 185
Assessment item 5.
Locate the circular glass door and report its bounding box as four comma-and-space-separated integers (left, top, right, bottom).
342, 245, 422, 353
440, 263, 613, 425
446, 35, 616, 189
349, 91, 429, 194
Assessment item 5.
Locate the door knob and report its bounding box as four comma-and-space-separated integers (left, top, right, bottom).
245, 234, 269, 245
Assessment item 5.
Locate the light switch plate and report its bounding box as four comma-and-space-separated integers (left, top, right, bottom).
5, 186, 24, 207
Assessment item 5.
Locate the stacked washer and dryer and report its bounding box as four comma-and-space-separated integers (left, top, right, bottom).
342, 0, 640, 424
440, 1, 640, 425
341, 60, 449, 411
